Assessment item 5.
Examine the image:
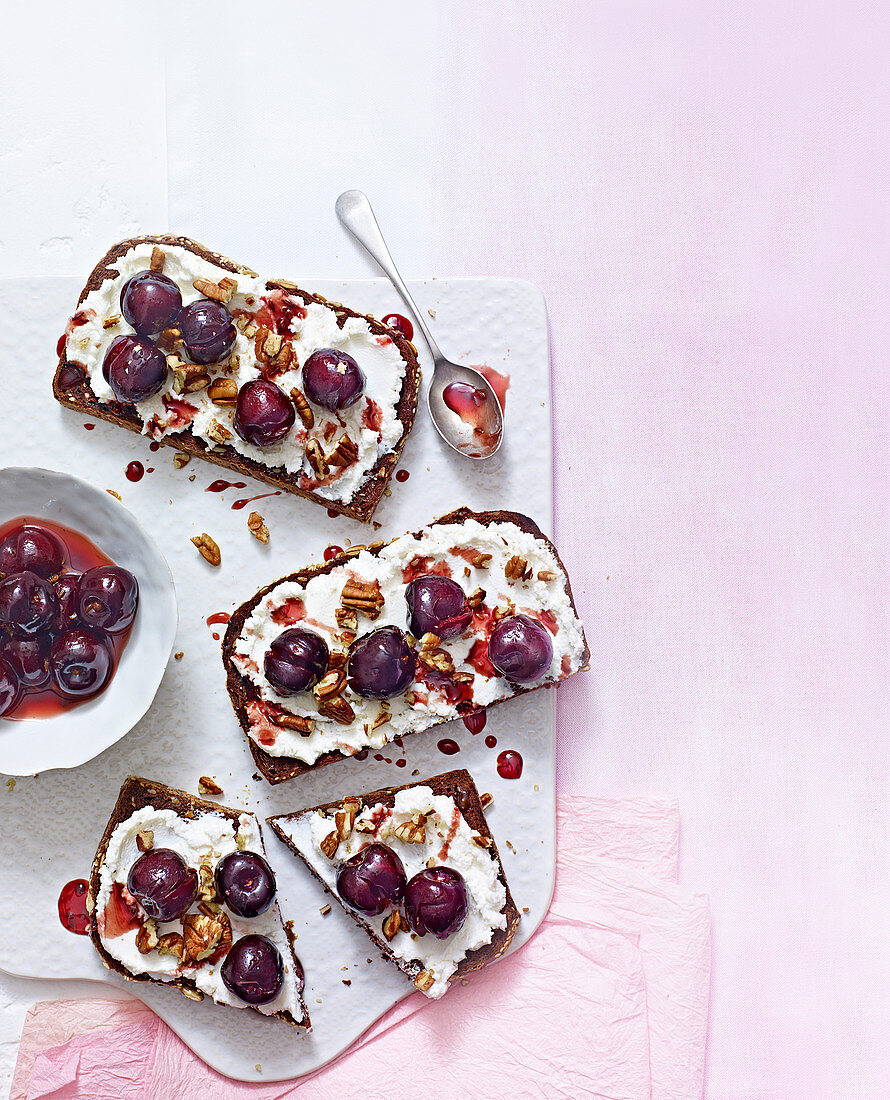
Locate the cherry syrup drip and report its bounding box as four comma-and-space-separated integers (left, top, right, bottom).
206, 612, 231, 627
485, 734, 497, 748
395, 469, 410, 483
58, 364, 86, 390
437, 738, 460, 756
58, 879, 90, 935
149, 441, 161, 452
56, 333, 67, 358
381, 313, 414, 341
442, 381, 501, 455
396, 758, 407, 767
462, 710, 486, 734
206, 480, 247, 493
83, 423, 95, 431
125, 461, 144, 482
327, 509, 340, 519
324, 545, 344, 561
232, 491, 281, 511
496, 750, 523, 779
477, 364, 511, 411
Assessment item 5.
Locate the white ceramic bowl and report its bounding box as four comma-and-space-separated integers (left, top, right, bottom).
0, 467, 177, 775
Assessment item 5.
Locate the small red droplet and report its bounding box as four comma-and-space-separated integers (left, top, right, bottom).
58, 879, 90, 935
496, 750, 523, 779
485, 734, 497, 748
462, 710, 486, 734
324, 545, 344, 561
437, 738, 460, 756
395, 469, 410, 483
125, 461, 144, 482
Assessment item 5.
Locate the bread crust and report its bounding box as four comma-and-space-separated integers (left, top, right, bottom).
266, 768, 520, 991
53, 235, 421, 522
87, 774, 310, 1029
223, 507, 590, 784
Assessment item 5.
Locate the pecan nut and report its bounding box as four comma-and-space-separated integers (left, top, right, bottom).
247, 511, 269, 543
328, 434, 359, 468
290, 387, 315, 429
208, 377, 238, 405
305, 438, 328, 479
340, 578, 384, 619
191, 533, 221, 566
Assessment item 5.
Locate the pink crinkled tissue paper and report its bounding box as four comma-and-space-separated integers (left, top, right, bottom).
11, 795, 711, 1100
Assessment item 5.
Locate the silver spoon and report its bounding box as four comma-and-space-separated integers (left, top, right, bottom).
335, 189, 503, 459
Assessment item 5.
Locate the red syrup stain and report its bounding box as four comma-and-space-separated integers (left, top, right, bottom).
212, 633, 220, 641
207, 612, 231, 628
438, 805, 462, 861
395, 469, 410, 483
101, 882, 141, 938
437, 738, 460, 756
83, 422, 95, 430
232, 491, 281, 511
324, 545, 344, 561
125, 461, 144, 482
327, 509, 340, 519
206, 480, 247, 493
477, 364, 511, 412
462, 710, 486, 734
382, 313, 414, 341
485, 734, 497, 749
149, 441, 161, 452
396, 758, 407, 767
373, 753, 393, 764
270, 598, 305, 625
496, 750, 523, 779
362, 399, 382, 434
146, 468, 155, 474
56, 333, 66, 357
401, 554, 452, 584
442, 381, 501, 455
58, 879, 90, 935
353, 748, 369, 761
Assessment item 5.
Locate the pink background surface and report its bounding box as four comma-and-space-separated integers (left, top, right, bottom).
1, 2, 888, 1096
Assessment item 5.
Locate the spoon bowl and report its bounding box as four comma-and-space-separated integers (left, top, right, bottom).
335, 190, 503, 459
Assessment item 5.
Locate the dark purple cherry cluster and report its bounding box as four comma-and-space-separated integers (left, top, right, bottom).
103, 270, 236, 404
335, 840, 468, 940
0, 523, 138, 717
126, 845, 284, 1004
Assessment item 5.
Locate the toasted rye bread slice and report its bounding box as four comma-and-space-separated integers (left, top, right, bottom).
88, 775, 310, 1029
223, 506, 590, 784
267, 768, 520, 996
53, 235, 421, 522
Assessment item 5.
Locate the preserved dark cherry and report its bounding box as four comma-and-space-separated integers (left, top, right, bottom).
302, 348, 365, 411
52, 573, 81, 632
233, 379, 295, 447
263, 627, 328, 695
77, 566, 138, 634
103, 335, 168, 403
50, 628, 112, 698
336, 843, 406, 915
127, 848, 198, 921
0, 659, 21, 717
0, 634, 50, 689
347, 626, 416, 699
404, 866, 468, 939
405, 575, 472, 640
120, 271, 182, 336
0, 523, 64, 578
488, 614, 553, 684
215, 851, 276, 918
221, 934, 284, 1005
0, 571, 59, 635
178, 298, 236, 364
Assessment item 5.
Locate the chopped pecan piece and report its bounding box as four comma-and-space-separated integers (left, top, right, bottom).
340, 578, 384, 619
191, 533, 221, 566
197, 859, 218, 903
466, 586, 486, 609
335, 806, 357, 840
372, 709, 391, 730
418, 647, 455, 674
156, 932, 185, 960
198, 776, 223, 796
273, 711, 314, 734
156, 326, 182, 353
150, 246, 166, 272
480, 791, 493, 809
135, 829, 154, 853
208, 377, 238, 405
314, 669, 346, 701
103, 314, 121, 329
206, 420, 233, 444
505, 555, 529, 580
135, 918, 159, 954
180, 987, 204, 1002
335, 606, 358, 632
247, 511, 269, 543
263, 331, 283, 359
305, 438, 328, 479
318, 696, 356, 724
382, 910, 402, 941
419, 632, 440, 650
173, 452, 190, 469
327, 648, 348, 670
391, 820, 426, 844
471, 552, 492, 568
182, 910, 231, 963
192, 275, 236, 303
537, 569, 556, 582
328, 434, 359, 467
414, 969, 435, 992
471, 834, 492, 848
290, 387, 315, 429
319, 830, 340, 859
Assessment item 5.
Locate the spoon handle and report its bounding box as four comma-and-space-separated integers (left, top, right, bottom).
335, 190, 446, 363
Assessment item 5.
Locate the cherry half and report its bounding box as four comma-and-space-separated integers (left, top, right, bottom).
120, 271, 182, 337
215, 851, 276, 918
127, 848, 198, 922
336, 843, 406, 915
405, 575, 472, 640
347, 627, 416, 699
302, 349, 365, 411
488, 614, 553, 684
221, 934, 284, 1005
264, 627, 328, 695
233, 379, 295, 448
103, 335, 168, 403
404, 866, 468, 939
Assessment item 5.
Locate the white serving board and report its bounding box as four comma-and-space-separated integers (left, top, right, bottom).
0, 274, 554, 1082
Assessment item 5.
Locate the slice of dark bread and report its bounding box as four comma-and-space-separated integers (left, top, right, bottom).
53, 235, 421, 522
88, 775, 310, 1029
267, 768, 520, 995
223, 506, 590, 784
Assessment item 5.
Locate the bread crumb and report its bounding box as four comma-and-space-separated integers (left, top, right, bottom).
106, 489, 121, 501
6, 778, 15, 793
319, 904, 331, 916
174, 651, 184, 661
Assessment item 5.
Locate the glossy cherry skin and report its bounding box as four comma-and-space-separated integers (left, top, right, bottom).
488, 614, 553, 684
233, 379, 295, 447
302, 348, 365, 411
264, 627, 328, 695
0, 524, 64, 578
221, 934, 284, 1005
404, 866, 468, 939
215, 851, 276, 918
52, 573, 81, 632
0, 633, 50, 689
103, 335, 169, 403
0, 571, 59, 635
127, 848, 198, 921
405, 575, 472, 640
0, 659, 21, 717
178, 298, 236, 364
77, 566, 138, 634
336, 843, 406, 915
120, 271, 183, 337
347, 626, 416, 699
50, 628, 112, 698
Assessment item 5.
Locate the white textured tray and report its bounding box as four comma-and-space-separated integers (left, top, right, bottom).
0, 274, 554, 1082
